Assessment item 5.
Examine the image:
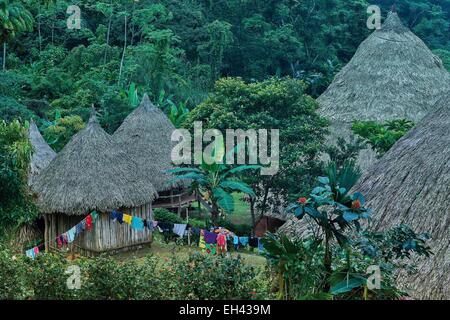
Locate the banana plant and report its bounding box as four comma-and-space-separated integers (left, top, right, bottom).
127, 82, 139, 108
167, 100, 189, 128
169, 142, 260, 223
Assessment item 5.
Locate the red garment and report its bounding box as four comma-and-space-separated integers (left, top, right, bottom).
217, 234, 227, 254
57, 237, 62, 248
217, 234, 226, 246
86, 214, 93, 230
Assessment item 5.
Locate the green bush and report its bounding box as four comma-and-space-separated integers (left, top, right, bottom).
164, 252, 259, 300
187, 218, 207, 229
153, 208, 184, 224
0, 246, 29, 299
0, 248, 266, 300
217, 219, 252, 236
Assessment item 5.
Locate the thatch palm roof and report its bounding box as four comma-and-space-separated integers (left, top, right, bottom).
352, 92, 450, 299
318, 11, 450, 169
113, 94, 180, 192
28, 120, 56, 186
31, 110, 157, 215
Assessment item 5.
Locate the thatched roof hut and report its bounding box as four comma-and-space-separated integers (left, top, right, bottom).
28, 120, 56, 186
352, 92, 450, 299
113, 94, 179, 193
32, 110, 157, 215
318, 11, 450, 169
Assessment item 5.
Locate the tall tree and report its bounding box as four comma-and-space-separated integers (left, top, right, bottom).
0, 0, 33, 70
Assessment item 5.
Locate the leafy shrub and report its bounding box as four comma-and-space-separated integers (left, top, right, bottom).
0, 246, 29, 299
0, 248, 266, 300
0, 120, 37, 234
164, 252, 259, 300
351, 119, 414, 157
27, 252, 79, 299
187, 218, 207, 229
153, 208, 184, 224
216, 219, 252, 236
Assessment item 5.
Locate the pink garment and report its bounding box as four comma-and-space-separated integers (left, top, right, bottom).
217, 234, 226, 246
33, 246, 40, 255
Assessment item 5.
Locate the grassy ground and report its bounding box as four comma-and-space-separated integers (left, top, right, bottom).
116, 193, 260, 269
114, 238, 266, 268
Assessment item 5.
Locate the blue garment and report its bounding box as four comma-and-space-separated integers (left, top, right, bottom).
67, 227, 76, 243
75, 222, 84, 235
26, 248, 35, 259
233, 236, 239, 245
239, 237, 249, 246
204, 231, 218, 244
131, 216, 144, 231
258, 238, 265, 253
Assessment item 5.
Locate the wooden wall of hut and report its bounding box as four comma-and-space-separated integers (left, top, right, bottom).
45, 203, 153, 255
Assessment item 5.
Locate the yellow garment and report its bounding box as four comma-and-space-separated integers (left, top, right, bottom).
199, 232, 206, 250
123, 214, 132, 225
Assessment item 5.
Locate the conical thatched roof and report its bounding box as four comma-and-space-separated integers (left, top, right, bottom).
28, 120, 56, 186
113, 94, 181, 192
352, 92, 450, 299
318, 11, 450, 169
32, 110, 157, 215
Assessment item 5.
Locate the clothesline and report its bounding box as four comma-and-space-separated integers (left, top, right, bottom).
25, 211, 98, 259
25, 210, 265, 259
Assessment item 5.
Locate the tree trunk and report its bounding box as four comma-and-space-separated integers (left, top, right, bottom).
103, 1, 113, 66
250, 197, 256, 237
258, 184, 270, 218
211, 202, 220, 225
323, 229, 332, 291
2, 43, 6, 71
38, 4, 42, 53
118, 14, 127, 85
44, 214, 48, 252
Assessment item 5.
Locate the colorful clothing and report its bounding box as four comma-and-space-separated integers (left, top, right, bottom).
86, 214, 93, 230
123, 214, 132, 225
67, 227, 76, 243
26, 248, 35, 259
204, 231, 218, 244
205, 243, 217, 255
91, 211, 98, 223
258, 238, 265, 253
217, 234, 227, 246
75, 221, 84, 235
217, 234, 227, 254
173, 224, 187, 237
199, 231, 206, 250
57, 236, 63, 248
131, 216, 144, 231
239, 237, 249, 246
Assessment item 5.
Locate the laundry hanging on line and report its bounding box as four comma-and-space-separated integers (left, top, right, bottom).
24, 211, 97, 260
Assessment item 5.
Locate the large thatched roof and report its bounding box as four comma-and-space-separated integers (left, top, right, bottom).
32, 110, 157, 215
113, 94, 181, 192
352, 92, 450, 299
318, 11, 450, 169
28, 120, 56, 186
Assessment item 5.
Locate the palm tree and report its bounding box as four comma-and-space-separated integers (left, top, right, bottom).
169, 146, 260, 223
0, 0, 33, 70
